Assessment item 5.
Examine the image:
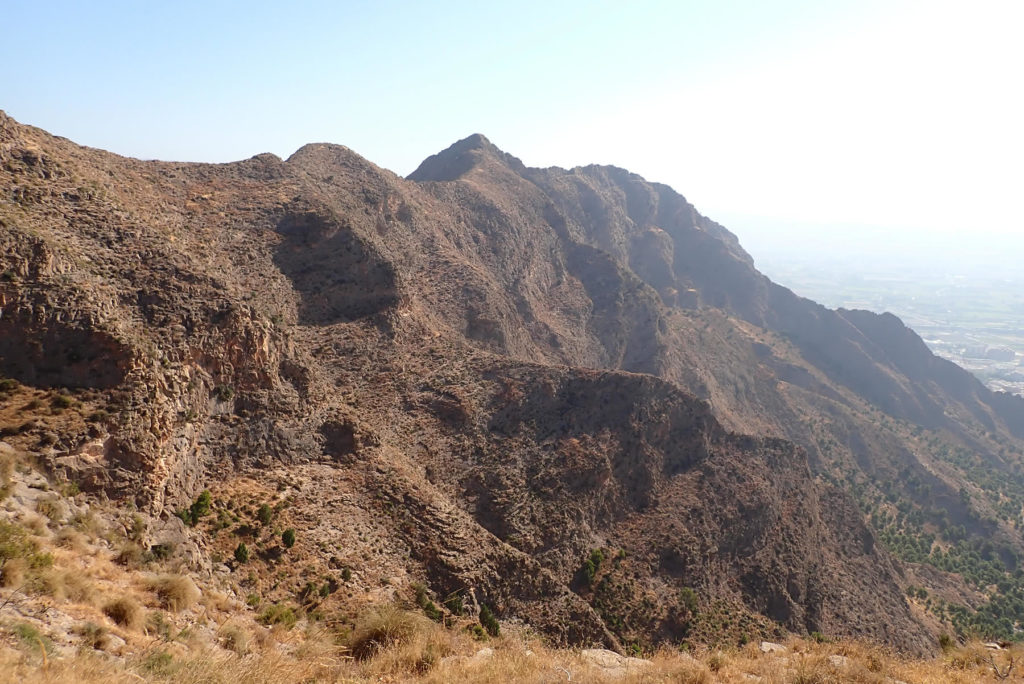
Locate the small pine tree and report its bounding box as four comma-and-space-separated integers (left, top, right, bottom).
282, 528, 296, 549
257, 504, 273, 526
234, 542, 249, 564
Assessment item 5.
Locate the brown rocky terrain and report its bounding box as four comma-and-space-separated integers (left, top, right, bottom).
3, 111, 1024, 662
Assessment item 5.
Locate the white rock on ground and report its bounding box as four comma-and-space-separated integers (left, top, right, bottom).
580, 649, 652, 678
759, 641, 787, 654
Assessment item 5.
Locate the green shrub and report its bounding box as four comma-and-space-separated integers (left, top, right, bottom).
412, 582, 443, 622
341, 567, 353, 582
140, 650, 176, 675
11, 621, 54, 656
74, 621, 108, 650
258, 603, 297, 629
213, 385, 234, 402
257, 504, 273, 525
51, 394, 75, 410
219, 623, 250, 655
192, 490, 212, 517
149, 542, 174, 560
177, 490, 213, 526
234, 542, 250, 564
679, 587, 699, 615
282, 528, 296, 548
479, 603, 500, 637
0, 520, 52, 579
578, 558, 598, 586
443, 592, 463, 616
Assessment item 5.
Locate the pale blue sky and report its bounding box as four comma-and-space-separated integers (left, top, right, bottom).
3, 1, 1022, 252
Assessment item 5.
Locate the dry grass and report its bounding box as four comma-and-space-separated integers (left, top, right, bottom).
35, 567, 67, 599
0, 556, 27, 588
0, 627, 1020, 683
347, 605, 453, 675
35, 495, 65, 523
102, 595, 144, 630
146, 574, 200, 612
22, 513, 49, 536
217, 622, 250, 655
53, 527, 87, 551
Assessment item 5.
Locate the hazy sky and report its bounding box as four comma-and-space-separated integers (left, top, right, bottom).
3, 1, 1021, 251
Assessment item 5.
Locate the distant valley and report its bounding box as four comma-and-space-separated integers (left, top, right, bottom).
750, 240, 1024, 397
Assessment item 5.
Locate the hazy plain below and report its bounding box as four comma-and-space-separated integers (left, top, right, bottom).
735, 221, 1024, 397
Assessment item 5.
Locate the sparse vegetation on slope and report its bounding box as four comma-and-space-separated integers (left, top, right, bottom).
4, 109, 1024, 673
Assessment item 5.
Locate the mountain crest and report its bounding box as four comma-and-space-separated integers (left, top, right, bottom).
408, 133, 526, 182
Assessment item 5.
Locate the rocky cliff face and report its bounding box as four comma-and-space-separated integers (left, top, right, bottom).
4, 114, 1024, 654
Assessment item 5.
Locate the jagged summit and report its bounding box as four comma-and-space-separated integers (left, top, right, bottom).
407, 132, 527, 182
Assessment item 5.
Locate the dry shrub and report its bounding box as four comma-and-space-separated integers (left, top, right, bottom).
23, 514, 48, 535
788, 654, 836, 684
250, 624, 275, 650
0, 557, 28, 588
148, 574, 200, 612
36, 567, 66, 599
35, 495, 65, 523
64, 570, 97, 605
203, 589, 235, 612
70, 509, 103, 537
54, 527, 87, 551
218, 623, 250, 655
114, 542, 144, 567
73, 622, 109, 650
103, 595, 144, 630
348, 605, 427, 659
349, 605, 453, 675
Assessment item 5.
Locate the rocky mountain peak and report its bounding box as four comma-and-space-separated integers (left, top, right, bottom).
407, 133, 527, 182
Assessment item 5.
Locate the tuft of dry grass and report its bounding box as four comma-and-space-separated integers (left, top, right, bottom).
73, 622, 109, 650
347, 605, 455, 676
0, 556, 28, 588
54, 527, 87, 551
36, 567, 66, 599
348, 605, 432, 660
35, 495, 65, 523
218, 623, 250, 655
102, 595, 144, 630
114, 541, 144, 567
46, 568, 97, 605
202, 588, 236, 612
22, 513, 48, 536
147, 574, 201, 612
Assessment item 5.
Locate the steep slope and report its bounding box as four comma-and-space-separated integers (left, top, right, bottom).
410, 135, 1024, 640
3, 113, 1024, 653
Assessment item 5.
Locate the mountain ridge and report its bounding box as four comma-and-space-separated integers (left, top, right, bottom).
3, 111, 1024, 655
